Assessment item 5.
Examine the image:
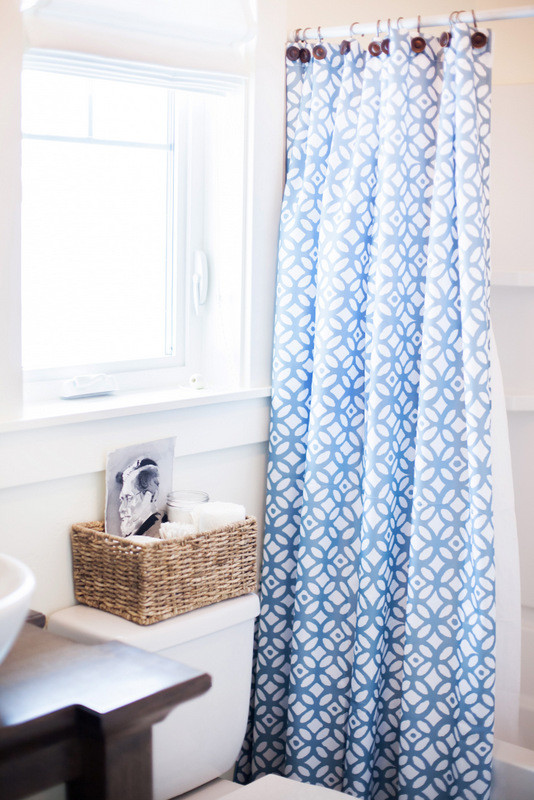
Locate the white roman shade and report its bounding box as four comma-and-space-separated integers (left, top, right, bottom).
22, 0, 256, 73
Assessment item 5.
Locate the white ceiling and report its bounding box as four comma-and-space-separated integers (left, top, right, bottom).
23, 0, 256, 44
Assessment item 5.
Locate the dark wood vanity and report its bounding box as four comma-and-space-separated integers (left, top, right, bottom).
0, 620, 211, 799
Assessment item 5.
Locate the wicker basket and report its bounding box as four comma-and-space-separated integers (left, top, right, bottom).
71, 517, 258, 625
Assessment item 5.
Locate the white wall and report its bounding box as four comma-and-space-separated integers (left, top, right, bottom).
0, 0, 287, 616
0, 0, 23, 418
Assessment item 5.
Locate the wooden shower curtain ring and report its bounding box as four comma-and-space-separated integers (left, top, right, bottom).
368, 40, 382, 56
470, 9, 488, 48
286, 28, 300, 60
313, 44, 327, 59
342, 21, 365, 55
286, 43, 301, 61
300, 28, 312, 62
313, 26, 327, 60
411, 15, 426, 53
340, 22, 357, 55
440, 12, 455, 47
471, 30, 487, 47
381, 19, 391, 55
369, 19, 382, 56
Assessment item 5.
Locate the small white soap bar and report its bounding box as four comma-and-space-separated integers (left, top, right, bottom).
189, 373, 205, 389
191, 501, 246, 533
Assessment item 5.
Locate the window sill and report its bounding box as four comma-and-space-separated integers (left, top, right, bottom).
1, 385, 272, 434
0, 386, 272, 490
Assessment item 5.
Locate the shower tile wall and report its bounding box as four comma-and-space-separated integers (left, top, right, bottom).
490, 82, 534, 704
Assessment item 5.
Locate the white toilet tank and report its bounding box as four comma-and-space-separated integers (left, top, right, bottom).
48, 593, 260, 800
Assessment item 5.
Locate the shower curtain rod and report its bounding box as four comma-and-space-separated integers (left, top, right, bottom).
291, 5, 534, 40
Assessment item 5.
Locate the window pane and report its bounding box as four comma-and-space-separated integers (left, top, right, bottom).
22, 70, 90, 138
91, 79, 169, 144
22, 139, 169, 369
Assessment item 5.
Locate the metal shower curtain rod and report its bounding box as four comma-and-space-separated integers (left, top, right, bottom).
291, 5, 534, 40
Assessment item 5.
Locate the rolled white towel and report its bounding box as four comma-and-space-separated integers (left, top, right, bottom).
159, 521, 196, 540
191, 501, 246, 533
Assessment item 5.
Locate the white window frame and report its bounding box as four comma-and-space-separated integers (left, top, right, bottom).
21, 49, 248, 401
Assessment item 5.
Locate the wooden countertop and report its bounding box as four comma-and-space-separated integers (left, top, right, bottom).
0, 622, 211, 800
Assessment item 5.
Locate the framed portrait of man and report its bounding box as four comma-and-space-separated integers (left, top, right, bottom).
105, 437, 175, 538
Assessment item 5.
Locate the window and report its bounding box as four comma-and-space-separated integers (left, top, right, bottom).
21, 51, 246, 396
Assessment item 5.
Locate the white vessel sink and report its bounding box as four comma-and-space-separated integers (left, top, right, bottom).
0, 554, 35, 665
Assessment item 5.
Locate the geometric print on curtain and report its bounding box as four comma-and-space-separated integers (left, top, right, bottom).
236, 25, 495, 800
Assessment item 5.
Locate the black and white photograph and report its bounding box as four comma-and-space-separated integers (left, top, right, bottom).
105, 437, 175, 538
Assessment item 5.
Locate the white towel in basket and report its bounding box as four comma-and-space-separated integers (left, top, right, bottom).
192, 501, 246, 533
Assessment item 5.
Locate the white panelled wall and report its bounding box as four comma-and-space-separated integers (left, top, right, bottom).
0, 0, 286, 621
0, 3, 284, 796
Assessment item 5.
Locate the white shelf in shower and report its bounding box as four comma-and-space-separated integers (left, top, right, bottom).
505, 395, 534, 412
492, 271, 534, 287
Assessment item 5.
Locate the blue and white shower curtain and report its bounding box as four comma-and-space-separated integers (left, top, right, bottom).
237, 25, 495, 800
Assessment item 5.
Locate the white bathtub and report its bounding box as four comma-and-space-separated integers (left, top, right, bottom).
492, 702, 534, 799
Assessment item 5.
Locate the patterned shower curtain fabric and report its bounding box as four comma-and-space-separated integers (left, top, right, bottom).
236, 25, 495, 800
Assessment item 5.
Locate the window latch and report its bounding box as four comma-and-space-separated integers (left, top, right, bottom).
192, 250, 209, 315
